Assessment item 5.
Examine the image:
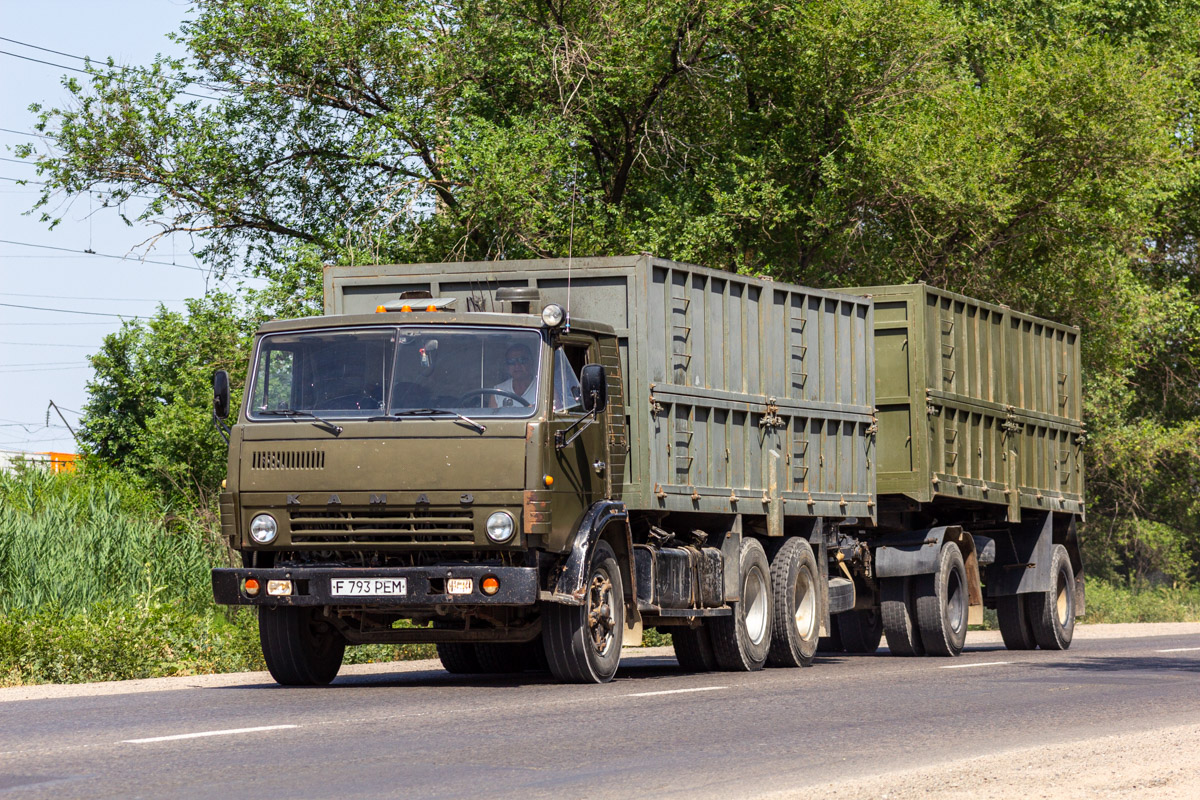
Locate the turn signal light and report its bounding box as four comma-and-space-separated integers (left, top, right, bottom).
543, 475, 554, 488
244, 578, 260, 597
481, 576, 500, 595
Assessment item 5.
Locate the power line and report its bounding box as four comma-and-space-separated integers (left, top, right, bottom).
0, 342, 102, 347
0, 127, 52, 139
0, 365, 92, 373
0, 301, 148, 319
0, 291, 183, 302
0, 175, 159, 201
0, 238, 212, 273
0, 35, 90, 63
0, 38, 214, 100
0, 322, 120, 326
0, 48, 90, 75
0, 361, 87, 367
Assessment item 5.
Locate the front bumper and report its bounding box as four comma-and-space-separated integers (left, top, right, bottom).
212, 565, 539, 607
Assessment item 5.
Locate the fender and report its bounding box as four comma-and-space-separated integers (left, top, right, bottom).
550, 500, 636, 608
875, 526, 984, 622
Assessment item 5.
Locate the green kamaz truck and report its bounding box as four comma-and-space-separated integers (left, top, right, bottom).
211, 255, 1085, 684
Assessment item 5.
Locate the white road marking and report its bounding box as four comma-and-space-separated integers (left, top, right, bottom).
1156, 647, 1200, 653
940, 661, 1012, 670
123, 724, 298, 744
627, 686, 727, 697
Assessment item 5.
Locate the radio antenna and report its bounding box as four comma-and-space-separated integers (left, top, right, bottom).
566, 157, 577, 331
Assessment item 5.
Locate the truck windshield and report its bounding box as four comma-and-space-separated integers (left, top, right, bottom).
247, 327, 543, 420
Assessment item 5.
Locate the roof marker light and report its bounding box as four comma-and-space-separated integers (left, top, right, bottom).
376, 305, 387, 313
401, 304, 413, 312
426, 304, 437, 312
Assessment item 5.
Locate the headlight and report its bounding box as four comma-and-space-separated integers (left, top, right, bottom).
485, 511, 516, 543
249, 513, 278, 544
541, 303, 566, 327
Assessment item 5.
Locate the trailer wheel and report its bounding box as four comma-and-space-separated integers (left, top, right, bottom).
710, 538, 773, 671
837, 608, 883, 654
914, 543, 969, 656
766, 537, 821, 668
1028, 544, 1076, 650
436, 642, 483, 674
880, 577, 925, 657
673, 624, 718, 672
996, 595, 1037, 650
543, 539, 624, 683
258, 606, 346, 686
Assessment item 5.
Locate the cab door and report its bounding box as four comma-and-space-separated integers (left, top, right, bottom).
545, 337, 607, 532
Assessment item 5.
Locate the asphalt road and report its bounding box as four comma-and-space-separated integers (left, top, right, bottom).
3, 630, 1199, 799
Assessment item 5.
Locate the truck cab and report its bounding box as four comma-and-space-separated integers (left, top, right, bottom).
213, 295, 631, 684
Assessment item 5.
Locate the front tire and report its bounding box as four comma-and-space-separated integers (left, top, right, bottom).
767, 537, 821, 668
543, 539, 625, 683
259, 606, 346, 686
710, 538, 773, 671
1028, 544, 1076, 650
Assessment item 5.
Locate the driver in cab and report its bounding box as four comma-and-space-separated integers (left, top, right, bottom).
488, 343, 537, 408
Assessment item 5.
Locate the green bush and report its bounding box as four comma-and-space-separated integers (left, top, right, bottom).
1082, 581, 1200, 623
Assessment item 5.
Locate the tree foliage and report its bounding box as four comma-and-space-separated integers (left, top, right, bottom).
20, 0, 1200, 581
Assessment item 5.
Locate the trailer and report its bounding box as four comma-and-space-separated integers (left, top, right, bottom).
211, 255, 1085, 683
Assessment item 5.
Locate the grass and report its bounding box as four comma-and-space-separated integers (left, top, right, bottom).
3, 466, 1199, 685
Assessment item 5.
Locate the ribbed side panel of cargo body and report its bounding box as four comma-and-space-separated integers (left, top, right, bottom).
325, 256, 877, 522
640, 260, 875, 521
838, 283, 1084, 522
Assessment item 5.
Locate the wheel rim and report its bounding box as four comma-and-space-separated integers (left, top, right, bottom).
947, 567, 966, 633
1056, 570, 1071, 626
586, 569, 617, 657
744, 566, 769, 646
794, 568, 817, 640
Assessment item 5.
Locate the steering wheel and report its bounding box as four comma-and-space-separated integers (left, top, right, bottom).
456, 388, 532, 407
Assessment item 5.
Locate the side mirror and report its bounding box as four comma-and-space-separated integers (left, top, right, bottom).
213, 370, 231, 420
580, 364, 607, 413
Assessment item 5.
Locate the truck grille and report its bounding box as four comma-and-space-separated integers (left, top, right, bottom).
251, 449, 325, 470
288, 507, 475, 545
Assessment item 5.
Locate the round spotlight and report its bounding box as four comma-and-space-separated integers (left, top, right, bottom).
485, 511, 516, 543
541, 304, 566, 327
249, 513, 278, 544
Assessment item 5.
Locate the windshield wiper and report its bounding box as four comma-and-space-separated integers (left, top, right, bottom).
256, 408, 343, 436
370, 408, 486, 434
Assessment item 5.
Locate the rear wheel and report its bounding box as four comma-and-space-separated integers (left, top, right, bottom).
996, 594, 1037, 651
543, 539, 625, 683
837, 607, 883, 654
1028, 544, 1076, 650
880, 577, 925, 657
710, 538, 773, 671
915, 543, 969, 657
259, 606, 346, 686
767, 537, 821, 668
817, 614, 845, 653
672, 624, 718, 672
436, 642, 483, 674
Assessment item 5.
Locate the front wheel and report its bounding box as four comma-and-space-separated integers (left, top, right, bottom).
543, 539, 625, 683
259, 606, 346, 686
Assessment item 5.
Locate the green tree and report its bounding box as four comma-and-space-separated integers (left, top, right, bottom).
20, 0, 1200, 581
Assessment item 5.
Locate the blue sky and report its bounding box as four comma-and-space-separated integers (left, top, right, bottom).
1, 0, 261, 453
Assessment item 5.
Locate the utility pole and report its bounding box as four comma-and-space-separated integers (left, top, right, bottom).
46, 400, 80, 447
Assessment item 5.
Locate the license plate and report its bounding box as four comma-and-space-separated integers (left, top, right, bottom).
447, 578, 473, 595
330, 578, 407, 597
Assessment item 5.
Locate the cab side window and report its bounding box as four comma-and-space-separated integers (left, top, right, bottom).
554, 344, 588, 413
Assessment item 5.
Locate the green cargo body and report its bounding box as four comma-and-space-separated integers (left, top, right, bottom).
326, 255, 877, 524
841, 283, 1084, 522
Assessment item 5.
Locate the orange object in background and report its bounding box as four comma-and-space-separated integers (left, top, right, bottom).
44, 452, 78, 473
